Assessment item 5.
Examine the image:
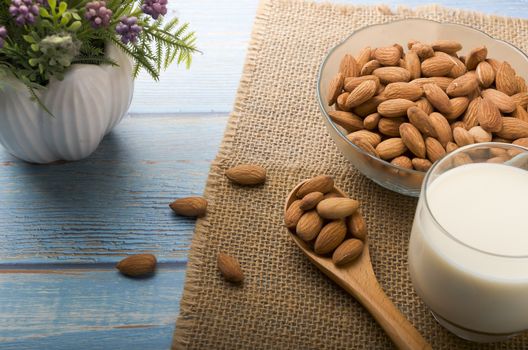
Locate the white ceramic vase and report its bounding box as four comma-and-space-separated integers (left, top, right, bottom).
0, 44, 134, 164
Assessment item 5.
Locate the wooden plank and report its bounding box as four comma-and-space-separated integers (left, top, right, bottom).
130, 0, 528, 114
0, 265, 186, 350
0, 115, 227, 263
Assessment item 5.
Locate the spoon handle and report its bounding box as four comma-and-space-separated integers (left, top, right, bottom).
351, 277, 431, 350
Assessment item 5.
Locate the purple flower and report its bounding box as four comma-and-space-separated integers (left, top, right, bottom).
116, 16, 142, 44
141, 0, 168, 20
84, 1, 113, 29
9, 0, 40, 26
0, 26, 7, 49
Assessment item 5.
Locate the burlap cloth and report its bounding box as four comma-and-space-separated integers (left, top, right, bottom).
173, 1, 528, 348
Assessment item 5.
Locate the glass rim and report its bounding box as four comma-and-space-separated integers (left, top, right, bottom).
422, 142, 528, 259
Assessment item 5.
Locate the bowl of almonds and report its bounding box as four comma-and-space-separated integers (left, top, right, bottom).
317, 19, 528, 196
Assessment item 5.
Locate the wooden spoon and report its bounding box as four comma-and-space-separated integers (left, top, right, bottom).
285, 180, 431, 350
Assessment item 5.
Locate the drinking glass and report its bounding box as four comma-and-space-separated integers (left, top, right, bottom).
408, 142, 528, 342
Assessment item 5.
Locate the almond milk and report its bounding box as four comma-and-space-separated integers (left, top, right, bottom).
409, 163, 528, 336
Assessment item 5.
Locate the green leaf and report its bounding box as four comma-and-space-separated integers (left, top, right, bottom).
67, 21, 82, 32
39, 7, 52, 18
31, 44, 39, 52
48, 0, 57, 11
60, 16, 69, 26
28, 58, 39, 67
58, 2, 67, 15
23, 35, 36, 43
72, 12, 81, 21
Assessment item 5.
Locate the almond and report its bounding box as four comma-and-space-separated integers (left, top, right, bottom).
297, 175, 334, 197
356, 47, 372, 71
344, 75, 380, 92
446, 73, 479, 97
404, 51, 421, 80
512, 106, 528, 123
478, 98, 503, 133
349, 136, 379, 157
336, 92, 350, 111
412, 158, 432, 171
169, 197, 208, 217
453, 127, 475, 147
328, 111, 364, 132
378, 118, 405, 137
353, 95, 387, 117
462, 97, 482, 129
468, 126, 492, 143
450, 121, 465, 132
314, 220, 347, 255
316, 197, 360, 219
383, 82, 423, 101
296, 210, 324, 241
400, 123, 426, 158
423, 83, 452, 114
360, 60, 381, 76
363, 112, 381, 130
374, 46, 401, 66
217, 253, 244, 283
407, 106, 436, 137
429, 112, 453, 147
116, 254, 157, 277
327, 72, 344, 105
421, 55, 455, 77
415, 97, 434, 115
345, 80, 378, 109
512, 92, 528, 109
446, 55, 467, 79
430, 77, 454, 91
517, 76, 528, 93
496, 117, 528, 139
410, 42, 434, 59
391, 155, 413, 169
347, 130, 382, 147
393, 43, 404, 58
332, 239, 364, 266
445, 142, 459, 153
495, 61, 518, 96
285, 200, 303, 229
372, 67, 411, 84
465, 46, 487, 70
486, 58, 502, 74
339, 54, 359, 78
226, 164, 267, 185
425, 137, 446, 163
453, 153, 474, 166
347, 210, 367, 240
445, 97, 469, 121
513, 138, 528, 148
476, 61, 495, 88
377, 98, 416, 118
375, 138, 408, 160
431, 40, 462, 54
482, 89, 516, 114
299, 192, 324, 211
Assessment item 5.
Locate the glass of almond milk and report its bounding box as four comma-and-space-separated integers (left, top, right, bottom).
408, 142, 528, 342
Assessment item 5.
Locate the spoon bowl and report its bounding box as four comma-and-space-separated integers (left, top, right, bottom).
285, 180, 431, 350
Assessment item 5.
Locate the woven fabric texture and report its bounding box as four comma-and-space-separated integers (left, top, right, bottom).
173, 1, 528, 348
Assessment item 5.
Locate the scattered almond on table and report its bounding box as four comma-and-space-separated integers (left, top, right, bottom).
169, 196, 208, 217
116, 254, 157, 277
217, 252, 244, 283
327, 40, 528, 170
225, 164, 267, 185
285, 175, 367, 267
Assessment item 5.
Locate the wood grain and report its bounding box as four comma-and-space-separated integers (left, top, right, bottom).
130, 0, 528, 114
0, 265, 186, 350
0, 115, 226, 263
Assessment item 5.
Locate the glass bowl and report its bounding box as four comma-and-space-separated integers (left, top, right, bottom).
316, 18, 528, 197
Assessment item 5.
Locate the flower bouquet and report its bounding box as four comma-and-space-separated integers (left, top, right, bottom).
0, 0, 196, 163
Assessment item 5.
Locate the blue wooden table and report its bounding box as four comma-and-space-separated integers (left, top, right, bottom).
1, 1, 526, 349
